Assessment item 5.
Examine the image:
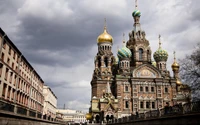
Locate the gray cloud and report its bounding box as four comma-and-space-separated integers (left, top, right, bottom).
0, 0, 200, 112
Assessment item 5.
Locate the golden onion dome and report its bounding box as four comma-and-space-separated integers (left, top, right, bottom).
97, 26, 113, 44
176, 79, 182, 85
171, 51, 180, 71
171, 61, 180, 71
85, 113, 92, 120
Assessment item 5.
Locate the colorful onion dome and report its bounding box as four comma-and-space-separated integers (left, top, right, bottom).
153, 48, 168, 62
117, 46, 132, 59
152, 61, 157, 67
132, 10, 141, 17
114, 56, 119, 65
153, 35, 168, 62
97, 20, 113, 44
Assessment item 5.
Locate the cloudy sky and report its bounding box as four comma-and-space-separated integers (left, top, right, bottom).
0, 0, 200, 112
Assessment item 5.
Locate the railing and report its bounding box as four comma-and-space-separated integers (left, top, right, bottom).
113, 101, 200, 123
0, 99, 62, 123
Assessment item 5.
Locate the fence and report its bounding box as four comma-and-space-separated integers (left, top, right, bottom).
0, 99, 62, 122
113, 101, 200, 123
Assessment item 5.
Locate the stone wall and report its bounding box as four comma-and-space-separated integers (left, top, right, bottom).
108, 113, 200, 125
0, 112, 66, 125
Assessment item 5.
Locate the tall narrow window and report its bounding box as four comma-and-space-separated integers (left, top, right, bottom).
140, 101, 144, 108
152, 102, 155, 109
146, 102, 150, 108
165, 87, 168, 93
125, 86, 128, 92
140, 86, 143, 92
2, 83, 7, 97
125, 101, 129, 108
104, 57, 108, 67
139, 48, 143, 60
151, 87, 154, 92
145, 86, 149, 92
130, 49, 134, 66
98, 57, 101, 68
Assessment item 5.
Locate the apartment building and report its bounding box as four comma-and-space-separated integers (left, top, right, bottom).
0, 28, 44, 115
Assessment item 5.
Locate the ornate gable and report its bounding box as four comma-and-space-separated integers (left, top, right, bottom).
132, 64, 162, 78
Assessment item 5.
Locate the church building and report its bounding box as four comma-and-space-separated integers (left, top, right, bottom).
90, 1, 185, 122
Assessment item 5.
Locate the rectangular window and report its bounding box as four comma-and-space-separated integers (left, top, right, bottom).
140, 101, 143, 108
125, 86, 128, 92
140, 86, 143, 92
125, 101, 129, 108
151, 87, 154, 92
1, 52, 4, 62
2, 83, 7, 97
152, 102, 155, 109
165, 87, 168, 93
9, 46, 11, 55
145, 86, 149, 92
146, 102, 150, 109
5, 68, 9, 80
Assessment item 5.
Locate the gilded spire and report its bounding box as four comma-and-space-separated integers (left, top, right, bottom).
135, 0, 138, 10
173, 51, 176, 62
159, 34, 162, 49
97, 18, 113, 43
123, 33, 126, 46
104, 18, 107, 31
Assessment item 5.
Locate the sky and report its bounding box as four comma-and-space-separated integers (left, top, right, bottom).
0, 0, 200, 112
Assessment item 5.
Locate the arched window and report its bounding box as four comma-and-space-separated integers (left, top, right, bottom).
98, 57, 101, 68
130, 49, 134, 66
139, 48, 143, 60
104, 57, 108, 67
160, 63, 162, 69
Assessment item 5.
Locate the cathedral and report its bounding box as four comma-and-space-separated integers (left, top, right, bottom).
89, 1, 187, 122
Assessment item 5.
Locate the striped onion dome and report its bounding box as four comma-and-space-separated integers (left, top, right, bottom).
117, 46, 132, 60
132, 10, 141, 17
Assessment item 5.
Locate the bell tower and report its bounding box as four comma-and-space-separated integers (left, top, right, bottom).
127, 1, 152, 67
91, 19, 115, 98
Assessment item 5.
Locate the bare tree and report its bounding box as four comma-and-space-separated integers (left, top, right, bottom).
179, 43, 200, 101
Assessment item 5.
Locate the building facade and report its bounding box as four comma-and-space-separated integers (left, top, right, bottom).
0, 28, 44, 116
57, 109, 86, 123
90, 3, 186, 121
43, 85, 57, 120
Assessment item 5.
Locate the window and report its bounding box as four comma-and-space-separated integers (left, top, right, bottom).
2, 83, 7, 97
140, 86, 143, 92
145, 86, 149, 92
146, 102, 150, 108
151, 87, 154, 92
1, 53, 4, 62
9, 46, 11, 55
165, 87, 168, 93
125, 86, 128, 92
140, 101, 143, 108
104, 57, 108, 67
152, 102, 155, 109
139, 48, 143, 60
125, 101, 129, 108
